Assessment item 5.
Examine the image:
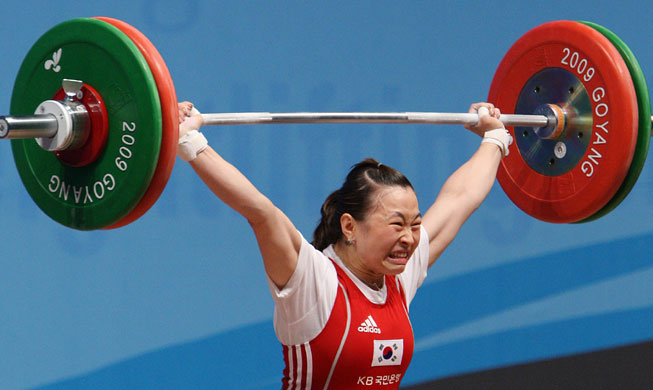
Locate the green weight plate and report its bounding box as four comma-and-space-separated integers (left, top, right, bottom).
579, 21, 651, 222
11, 18, 162, 230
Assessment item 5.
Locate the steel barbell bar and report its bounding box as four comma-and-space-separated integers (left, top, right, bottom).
1, 103, 602, 142
0, 109, 551, 140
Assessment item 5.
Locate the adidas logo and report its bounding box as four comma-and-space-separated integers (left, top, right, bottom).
358, 315, 381, 334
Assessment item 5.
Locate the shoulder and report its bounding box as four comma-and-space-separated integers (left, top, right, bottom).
268, 234, 339, 345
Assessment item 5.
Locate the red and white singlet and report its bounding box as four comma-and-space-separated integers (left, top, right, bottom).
282, 262, 414, 389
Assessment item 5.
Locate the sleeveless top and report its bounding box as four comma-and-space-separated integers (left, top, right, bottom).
281, 259, 414, 389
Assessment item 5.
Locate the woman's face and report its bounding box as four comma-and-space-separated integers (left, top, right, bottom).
354, 186, 422, 276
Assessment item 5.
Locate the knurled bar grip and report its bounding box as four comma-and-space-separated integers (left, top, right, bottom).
200, 112, 550, 127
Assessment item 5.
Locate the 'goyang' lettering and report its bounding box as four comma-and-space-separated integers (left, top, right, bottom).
48, 173, 116, 204
580, 87, 609, 177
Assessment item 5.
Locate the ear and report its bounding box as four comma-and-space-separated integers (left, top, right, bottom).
340, 213, 356, 240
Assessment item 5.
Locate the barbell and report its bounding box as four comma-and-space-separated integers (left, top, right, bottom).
1, 17, 650, 230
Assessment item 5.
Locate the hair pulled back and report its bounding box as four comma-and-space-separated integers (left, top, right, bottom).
312, 158, 414, 250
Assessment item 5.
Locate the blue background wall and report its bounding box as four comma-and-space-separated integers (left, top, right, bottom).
2, 1, 653, 389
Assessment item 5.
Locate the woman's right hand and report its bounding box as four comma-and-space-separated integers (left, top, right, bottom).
178, 101, 204, 138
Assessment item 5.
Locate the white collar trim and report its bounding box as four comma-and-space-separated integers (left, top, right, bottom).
323, 244, 388, 304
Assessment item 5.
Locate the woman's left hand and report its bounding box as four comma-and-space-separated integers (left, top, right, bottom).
465, 102, 504, 137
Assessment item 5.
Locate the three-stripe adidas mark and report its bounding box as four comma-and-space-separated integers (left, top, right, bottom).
357, 315, 381, 333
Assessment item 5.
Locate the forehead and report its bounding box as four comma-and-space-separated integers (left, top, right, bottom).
367, 186, 419, 217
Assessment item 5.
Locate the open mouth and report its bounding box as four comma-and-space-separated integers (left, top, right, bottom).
387, 251, 409, 265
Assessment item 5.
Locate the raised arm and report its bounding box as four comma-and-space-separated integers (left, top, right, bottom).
422, 103, 511, 267
178, 102, 301, 289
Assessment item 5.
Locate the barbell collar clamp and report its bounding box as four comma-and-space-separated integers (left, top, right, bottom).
62, 78, 84, 102
532, 104, 566, 139
34, 99, 90, 151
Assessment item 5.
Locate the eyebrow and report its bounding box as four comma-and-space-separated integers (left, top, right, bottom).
388, 211, 422, 222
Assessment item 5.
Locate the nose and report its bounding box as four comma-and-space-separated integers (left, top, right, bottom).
400, 227, 416, 247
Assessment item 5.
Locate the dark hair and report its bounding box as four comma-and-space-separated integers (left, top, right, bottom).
312, 158, 414, 250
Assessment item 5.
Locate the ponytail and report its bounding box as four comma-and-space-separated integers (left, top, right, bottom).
312, 189, 343, 250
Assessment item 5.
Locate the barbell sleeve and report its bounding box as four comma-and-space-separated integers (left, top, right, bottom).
0, 115, 58, 139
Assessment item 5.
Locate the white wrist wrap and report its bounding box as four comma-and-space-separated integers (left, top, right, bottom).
178, 130, 208, 161
482, 128, 513, 157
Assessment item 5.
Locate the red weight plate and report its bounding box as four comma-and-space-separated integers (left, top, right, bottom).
53, 83, 109, 167
488, 20, 638, 223
94, 17, 179, 229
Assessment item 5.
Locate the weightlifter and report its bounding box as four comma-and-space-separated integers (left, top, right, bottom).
176, 101, 511, 389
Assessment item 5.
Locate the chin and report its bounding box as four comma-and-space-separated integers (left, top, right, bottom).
383, 261, 407, 275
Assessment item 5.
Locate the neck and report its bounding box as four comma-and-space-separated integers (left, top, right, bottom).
333, 241, 385, 290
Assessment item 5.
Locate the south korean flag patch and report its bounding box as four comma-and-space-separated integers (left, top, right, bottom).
371, 339, 404, 366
